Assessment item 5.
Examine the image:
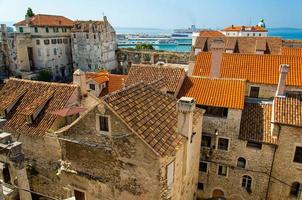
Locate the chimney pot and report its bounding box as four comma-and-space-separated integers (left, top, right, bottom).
177, 97, 196, 138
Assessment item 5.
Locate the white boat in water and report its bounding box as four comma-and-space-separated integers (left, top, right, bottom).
172, 25, 203, 39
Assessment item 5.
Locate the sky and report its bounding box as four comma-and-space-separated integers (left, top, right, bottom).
0, 0, 302, 29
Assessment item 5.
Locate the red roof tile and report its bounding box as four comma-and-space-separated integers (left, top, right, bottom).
222, 25, 267, 32
15, 14, 74, 27
281, 47, 302, 57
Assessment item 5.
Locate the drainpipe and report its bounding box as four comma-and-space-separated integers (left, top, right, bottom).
265, 124, 281, 200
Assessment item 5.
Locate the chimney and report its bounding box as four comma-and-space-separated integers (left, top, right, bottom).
103, 15, 108, 22
177, 97, 196, 138
276, 64, 290, 97
73, 69, 87, 96
210, 39, 224, 77
177, 97, 196, 174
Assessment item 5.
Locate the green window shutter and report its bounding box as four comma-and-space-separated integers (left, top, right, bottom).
46, 27, 49, 33
19, 27, 24, 33
34, 27, 38, 33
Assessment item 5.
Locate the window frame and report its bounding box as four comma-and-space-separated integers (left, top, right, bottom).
44, 39, 50, 45
34, 27, 38, 33
293, 146, 302, 164
217, 164, 228, 177
96, 114, 110, 134
290, 182, 301, 198
45, 27, 49, 33
19, 27, 24, 33
249, 86, 260, 98
246, 141, 262, 150
197, 182, 204, 191
237, 157, 246, 168
217, 137, 230, 151
199, 161, 208, 173
201, 134, 212, 148
167, 161, 175, 188
36, 40, 40, 45
241, 175, 253, 191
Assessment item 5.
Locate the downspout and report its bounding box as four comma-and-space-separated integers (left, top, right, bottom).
265, 123, 281, 200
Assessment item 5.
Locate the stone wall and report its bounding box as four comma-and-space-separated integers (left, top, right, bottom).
269, 125, 302, 200
198, 109, 276, 200
117, 49, 190, 73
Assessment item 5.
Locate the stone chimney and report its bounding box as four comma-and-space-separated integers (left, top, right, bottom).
210, 39, 224, 77
276, 64, 290, 97
177, 97, 196, 138
73, 69, 87, 96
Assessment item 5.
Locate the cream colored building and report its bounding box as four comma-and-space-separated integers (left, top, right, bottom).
12, 14, 74, 80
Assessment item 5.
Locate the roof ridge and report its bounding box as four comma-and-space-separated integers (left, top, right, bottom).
189, 75, 246, 82
7, 78, 78, 88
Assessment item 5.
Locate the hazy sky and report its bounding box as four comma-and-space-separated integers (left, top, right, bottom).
0, 0, 301, 29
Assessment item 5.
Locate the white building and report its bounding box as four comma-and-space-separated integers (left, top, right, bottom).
12, 14, 74, 80
220, 19, 268, 37
71, 16, 117, 72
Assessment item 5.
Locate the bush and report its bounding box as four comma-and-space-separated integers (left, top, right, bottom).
37, 70, 52, 82
135, 43, 154, 50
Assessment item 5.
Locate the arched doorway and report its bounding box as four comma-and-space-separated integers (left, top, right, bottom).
212, 189, 225, 199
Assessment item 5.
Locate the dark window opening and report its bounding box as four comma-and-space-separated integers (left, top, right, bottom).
99, 116, 109, 132
201, 135, 212, 148
294, 147, 302, 163
237, 157, 246, 168
44, 39, 50, 45
218, 138, 229, 151
250, 86, 260, 98
36, 40, 40, 45
199, 105, 228, 118
3, 165, 11, 184
247, 141, 262, 150
51, 39, 57, 44
63, 39, 68, 44
19, 27, 24, 33
74, 190, 85, 200
218, 165, 227, 176
58, 39, 63, 44
86, 34, 89, 39
290, 182, 301, 198
73, 34, 76, 38
45, 27, 49, 33
199, 162, 208, 172
89, 84, 95, 90
242, 175, 252, 190
34, 27, 38, 33
197, 182, 204, 191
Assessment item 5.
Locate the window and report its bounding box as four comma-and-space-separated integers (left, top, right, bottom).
45, 27, 49, 33
167, 161, 174, 188
242, 175, 252, 191
290, 182, 301, 198
44, 39, 50, 45
247, 141, 262, 150
46, 49, 50, 56
197, 182, 204, 191
73, 34, 76, 38
74, 190, 85, 200
51, 39, 57, 44
99, 116, 109, 132
53, 27, 59, 33
63, 39, 68, 44
199, 162, 208, 173
253, 33, 256, 37
89, 84, 95, 90
200, 105, 228, 118
86, 34, 89, 39
237, 157, 246, 168
58, 39, 63, 44
36, 40, 40, 45
19, 27, 24, 33
249, 86, 260, 98
293, 146, 302, 163
247, 33, 250, 36
62, 28, 67, 32
201, 135, 212, 148
259, 33, 262, 37
34, 27, 38, 33
218, 165, 228, 176
217, 138, 229, 151
53, 48, 57, 55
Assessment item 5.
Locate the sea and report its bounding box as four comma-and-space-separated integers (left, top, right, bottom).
116, 27, 302, 52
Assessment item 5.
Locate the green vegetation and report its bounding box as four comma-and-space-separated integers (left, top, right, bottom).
135, 43, 154, 50
37, 70, 52, 82
26, 7, 35, 18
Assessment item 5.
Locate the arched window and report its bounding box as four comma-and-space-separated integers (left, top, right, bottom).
237, 157, 246, 168
242, 175, 252, 190
290, 182, 301, 197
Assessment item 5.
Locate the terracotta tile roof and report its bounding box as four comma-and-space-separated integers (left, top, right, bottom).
99, 74, 127, 97
148, 77, 169, 90
72, 20, 105, 32
281, 47, 302, 57
178, 76, 245, 109
199, 30, 225, 37
125, 64, 185, 93
15, 14, 74, 27
0, 78, 78, 136
193, 53, 302, 87
86, 71, 109, 84
274, 93, 302, 127
102, 82, 202, 157
239, 102, 277, 144
194, 37, 282, 54
222, 25, 267, 32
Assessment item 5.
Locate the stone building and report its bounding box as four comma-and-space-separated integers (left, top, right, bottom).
11, 14, 74, 80
71, 17, 117, 71
0, 24, 9, 82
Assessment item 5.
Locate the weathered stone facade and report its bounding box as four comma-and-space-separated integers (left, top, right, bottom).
71, 17, 117, 71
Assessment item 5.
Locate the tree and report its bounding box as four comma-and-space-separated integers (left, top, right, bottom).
26, 7, 35, 18
135, 43, 154, 50
37, 70, 52, 82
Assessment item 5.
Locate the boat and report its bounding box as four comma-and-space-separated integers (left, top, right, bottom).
172, 25, 203, 39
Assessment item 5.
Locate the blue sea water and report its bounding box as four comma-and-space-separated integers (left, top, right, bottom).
116, 27, 302, 52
